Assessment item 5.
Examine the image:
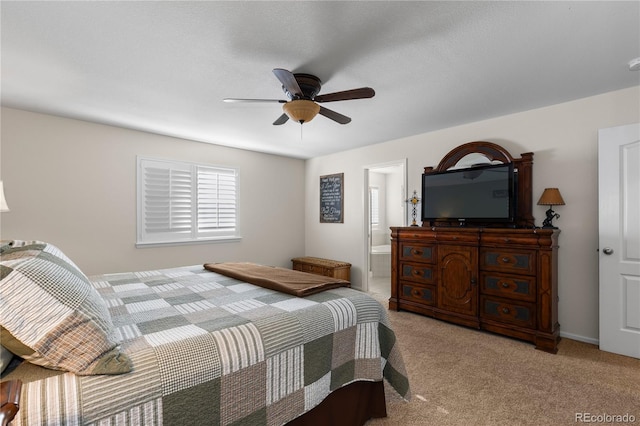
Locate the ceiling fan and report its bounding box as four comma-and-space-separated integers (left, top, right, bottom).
224, 68, 375, 125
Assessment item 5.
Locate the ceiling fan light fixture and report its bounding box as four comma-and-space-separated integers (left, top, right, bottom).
283, 99, 320, 124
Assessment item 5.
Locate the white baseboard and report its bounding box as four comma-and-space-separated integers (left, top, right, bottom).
560, 331, 599, 346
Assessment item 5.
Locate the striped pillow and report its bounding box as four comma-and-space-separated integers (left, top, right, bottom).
0, 241, 132, 375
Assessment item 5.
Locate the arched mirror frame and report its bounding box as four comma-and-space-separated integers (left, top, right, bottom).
423, 141, 534, 228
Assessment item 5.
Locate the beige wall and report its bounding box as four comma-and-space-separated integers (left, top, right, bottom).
0, 108, 306, 275
305, 86, 640, 344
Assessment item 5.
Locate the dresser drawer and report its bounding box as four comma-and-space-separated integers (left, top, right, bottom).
399, 262, 436, 285
480, 233, 540, 246
480, 248, 536, 275
400, 282, 436, 306
480, 272, 536, 302
480, 296, 535, 329
399, 243, 435, 263
435, 231, 479, 243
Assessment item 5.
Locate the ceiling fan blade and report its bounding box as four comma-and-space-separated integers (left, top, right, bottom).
318, 106, 351, 124
223, 98, 287, 103
315, 87, 375, 103
273, 68, 303, 98
273, 113, 289, 125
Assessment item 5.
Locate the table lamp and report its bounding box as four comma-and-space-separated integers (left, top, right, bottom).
537, 188, 564, 228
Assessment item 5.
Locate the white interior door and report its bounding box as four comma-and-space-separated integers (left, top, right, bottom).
598, 123, 640, 359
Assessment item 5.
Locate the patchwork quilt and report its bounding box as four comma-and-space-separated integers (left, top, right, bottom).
7, 265, 410, 425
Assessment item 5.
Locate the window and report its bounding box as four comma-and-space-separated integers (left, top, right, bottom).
137, 157, 240, 246
370, 186, 380, 229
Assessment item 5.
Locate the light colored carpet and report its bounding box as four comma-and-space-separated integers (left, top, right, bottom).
368, 294, 640, 425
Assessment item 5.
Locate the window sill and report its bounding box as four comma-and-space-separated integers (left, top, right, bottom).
136, 236, 242, 248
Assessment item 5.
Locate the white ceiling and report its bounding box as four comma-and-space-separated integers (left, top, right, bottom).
2, 1, 639, 159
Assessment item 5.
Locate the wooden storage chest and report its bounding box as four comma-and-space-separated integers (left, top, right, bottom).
291, 257, 351, 282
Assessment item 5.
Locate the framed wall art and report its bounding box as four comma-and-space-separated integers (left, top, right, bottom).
319, 173, 344, 223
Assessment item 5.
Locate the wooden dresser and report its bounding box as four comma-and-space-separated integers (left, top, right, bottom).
390, 226, 560, 353
291, 257, 351, 282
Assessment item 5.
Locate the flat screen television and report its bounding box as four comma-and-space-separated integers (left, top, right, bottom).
421, 163, 516, 224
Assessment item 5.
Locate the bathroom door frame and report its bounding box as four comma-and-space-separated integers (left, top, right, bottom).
362, 159, 408, 293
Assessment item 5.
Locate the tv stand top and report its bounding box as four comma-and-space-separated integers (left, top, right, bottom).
393, 226, 559, 246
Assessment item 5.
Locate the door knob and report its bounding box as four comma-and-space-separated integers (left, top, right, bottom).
602, 247, 614, 255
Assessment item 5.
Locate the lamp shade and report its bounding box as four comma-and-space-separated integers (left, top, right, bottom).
537, 188, 565, 206
0, 181, 9, 212
282, 100, 320, 124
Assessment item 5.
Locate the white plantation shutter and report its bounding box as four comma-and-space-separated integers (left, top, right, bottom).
143, 164, 193, 239
138, 158, 239, 245
370, 187, 380, 228
197, 166, 237, 235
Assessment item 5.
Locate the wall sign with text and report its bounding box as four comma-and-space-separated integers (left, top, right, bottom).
319, 173, 344, 223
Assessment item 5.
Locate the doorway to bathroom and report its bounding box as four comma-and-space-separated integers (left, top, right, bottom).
363, 160, 407, 299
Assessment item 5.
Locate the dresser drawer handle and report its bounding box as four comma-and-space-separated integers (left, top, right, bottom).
412, 270, 424, 277
412, 289, 421, 297
412, 249, 423, 256
502, 257, 510, 263
502, 307, 510, 314
501, 282, 510, 288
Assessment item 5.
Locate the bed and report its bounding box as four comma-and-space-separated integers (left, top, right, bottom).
0, 241, 410, 425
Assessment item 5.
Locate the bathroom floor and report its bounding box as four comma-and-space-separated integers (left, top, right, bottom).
368, 275, 391, 299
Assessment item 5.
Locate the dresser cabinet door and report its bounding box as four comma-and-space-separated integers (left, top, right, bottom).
438, 245, 478, 316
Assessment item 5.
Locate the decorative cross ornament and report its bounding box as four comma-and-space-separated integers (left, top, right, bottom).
406, 190, 421, 227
